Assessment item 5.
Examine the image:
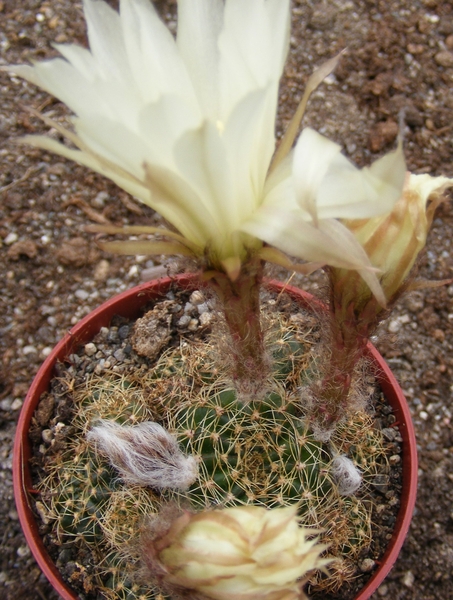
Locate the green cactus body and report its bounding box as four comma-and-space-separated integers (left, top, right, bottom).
37, 305, 388, 598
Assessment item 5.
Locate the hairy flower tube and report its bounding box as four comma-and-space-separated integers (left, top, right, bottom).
6, 0, 406, 282
307, 172, 453, 438
144, 505, 330, 600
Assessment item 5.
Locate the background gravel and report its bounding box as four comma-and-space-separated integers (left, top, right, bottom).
1, 1, 453, 599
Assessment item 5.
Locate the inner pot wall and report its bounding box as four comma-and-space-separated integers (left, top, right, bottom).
13, 274, 418, 600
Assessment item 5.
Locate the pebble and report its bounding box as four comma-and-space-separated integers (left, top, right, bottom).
140, 265, 167, 281
434, 50, 453, 67
360, 558, 376, 572
402, 570, 415, 588
16, 545, 30, 558
177, 315, 191, 327
197, 302, 209, 315
4, 232, 18, 245
189, 290, 205, 305
382, 427, 396, 441
113, 349, 126, 362
388, 319, 401, 333
118, 325, 130, 340
200, 312, 213, 326
22, 345, 38, 355
84, 342, 97, 356
419, 410, 429, 420
75, 289, 89, 301
0, 398, 12, 411
94, 259, 110, 282
377, 583, 388, 596
11, 399, 23, 410
389, 454, 401, 465
187, 318, 199, 331
42, 429, 53, 444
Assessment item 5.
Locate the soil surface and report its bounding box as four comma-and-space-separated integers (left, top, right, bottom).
1, 1, 453, 599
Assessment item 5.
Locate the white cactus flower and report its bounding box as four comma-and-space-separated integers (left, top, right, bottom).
6, 0, 406, 288
148, 505, 330, 600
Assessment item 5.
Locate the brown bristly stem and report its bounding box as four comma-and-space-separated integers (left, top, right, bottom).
205, 258, 269, 400
310, 268, 386, 436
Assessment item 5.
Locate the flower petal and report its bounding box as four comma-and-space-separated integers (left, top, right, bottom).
292, 128, 342, 221
242, 207, 386, 305
316, 139, 406, 219
177, 0, 224, 119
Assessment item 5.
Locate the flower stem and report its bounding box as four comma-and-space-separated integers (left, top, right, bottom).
206, 258, 269, 400
309, 268, 384, 438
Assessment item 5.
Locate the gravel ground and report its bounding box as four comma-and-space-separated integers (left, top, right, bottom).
1, 1, 453, 599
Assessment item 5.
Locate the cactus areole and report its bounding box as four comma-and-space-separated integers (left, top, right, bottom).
13, 274, 417, 600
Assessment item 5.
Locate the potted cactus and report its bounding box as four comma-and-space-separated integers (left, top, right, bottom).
7, 0, 451, 599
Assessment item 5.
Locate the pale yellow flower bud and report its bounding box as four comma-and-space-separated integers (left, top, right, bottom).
152, 505, 329, 600
345, 172, 453, 300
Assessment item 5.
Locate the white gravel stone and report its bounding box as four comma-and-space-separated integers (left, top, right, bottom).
4, 232, 18, 245
75, 289, 89, 300
22, 345, 37, 355
84, 342, 97, 356
11, 399, 23, 410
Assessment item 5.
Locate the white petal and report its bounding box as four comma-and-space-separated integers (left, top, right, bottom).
83, 0, 128, 78
292, 127, 342, 221
177, 0, 224, 119
218, 0, 289, 119
53, 43, 97, 80
143, 161, 220, 247
316, 141, 406, 219
138, 94, 201, 166
222, 87, 276, 218
120, 0, 195, 103
174, 120, 233, 233
242, 208, 386, 305
17, 135, 151, 202
74, 115, 155, 179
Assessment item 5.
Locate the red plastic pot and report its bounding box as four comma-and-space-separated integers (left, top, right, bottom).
13, 274, 417, 600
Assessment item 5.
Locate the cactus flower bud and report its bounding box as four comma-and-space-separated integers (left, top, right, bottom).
146, 505, 329, 600
345, 172, 453, 301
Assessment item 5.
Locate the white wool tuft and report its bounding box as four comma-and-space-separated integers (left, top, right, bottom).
331, 455, 362, 496
87, 419, 198, 490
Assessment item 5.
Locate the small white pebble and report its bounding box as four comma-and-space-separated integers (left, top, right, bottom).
11, 398, 23, 411
75, 289, 89, 300
388, 319, 401, 333
4, 232, 18, 245
199, 312, 212, 326
42, 429, 53, 444
197, 302, 209, 315
84, 342, 97, 356
177, 315, 191, 327
22, 345, 38, 355
189, 290, 205, 305
419, 410, 428, 420
40, 347, 53, 358
402, 570, 415, 588
360, 558, 376, 573
17, 545, 30, 558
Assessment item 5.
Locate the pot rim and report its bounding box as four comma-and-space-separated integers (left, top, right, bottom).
13, 274, 418, 600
